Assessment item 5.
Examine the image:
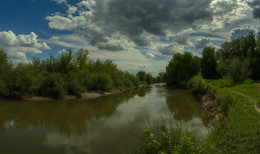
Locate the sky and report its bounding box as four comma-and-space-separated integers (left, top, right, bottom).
0, 0, 260, 75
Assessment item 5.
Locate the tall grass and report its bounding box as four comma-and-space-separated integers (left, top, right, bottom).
187, 75, 207, 95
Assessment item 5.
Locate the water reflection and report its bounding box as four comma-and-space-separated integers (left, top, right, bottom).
0, 87, 147, 136
0, 85, 208, 154
165, 89, 208, 126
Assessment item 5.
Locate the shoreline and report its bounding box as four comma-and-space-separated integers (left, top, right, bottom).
24, 89, 125, 101
199, 92, 222, 129
23, 86, 145, 101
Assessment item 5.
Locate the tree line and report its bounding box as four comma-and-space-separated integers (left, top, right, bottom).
0, 49, 155, 99
165, 31, 260, 87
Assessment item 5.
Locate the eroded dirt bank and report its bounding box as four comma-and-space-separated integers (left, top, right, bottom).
200, 93, 222, 129
23, 86, 144, 101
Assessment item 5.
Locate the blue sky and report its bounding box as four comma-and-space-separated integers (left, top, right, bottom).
0, 0, 260, 75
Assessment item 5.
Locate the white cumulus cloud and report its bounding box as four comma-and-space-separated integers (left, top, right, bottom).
145, 53, 155, 59
0, 31, 50, 63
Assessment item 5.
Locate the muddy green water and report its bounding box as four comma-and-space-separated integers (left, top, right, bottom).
0, 85, 209, 154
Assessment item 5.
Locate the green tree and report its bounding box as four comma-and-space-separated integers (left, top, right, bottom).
216, 32, 256, 61
165, 52, 200, 87
251, 33, 260, 80
146, 73, 153, 85
155, 72, 166, 83
201, 46, 218, 79
137, 71, 146, 83
75, 49, 89, 71
0, 49, 12, 97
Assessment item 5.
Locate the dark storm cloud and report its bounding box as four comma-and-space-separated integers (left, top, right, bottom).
174, 33, 191, 46
157, 44, 181, 56
230, 27, 254, 40
97, 43, 124, 51
195, 38, 211, 49
89, 0, 213, 49
249, 0, 260, 19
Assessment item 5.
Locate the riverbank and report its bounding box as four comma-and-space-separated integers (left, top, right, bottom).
23, 86, 145, 101
200, 92, 222, 129
199, 81, 260, 153
24, 90, 118, 101
132, 81, 260, 153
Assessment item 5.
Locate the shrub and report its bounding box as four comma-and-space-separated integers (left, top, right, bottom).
131, 125, 192, 154
172, 134, 196, 154
40, 73, 65, 98
188, 75, 207, 94
87, 73, 113, 91
216, 89, 237, 114
124, 79, 134, 88
64, 73, 84, 95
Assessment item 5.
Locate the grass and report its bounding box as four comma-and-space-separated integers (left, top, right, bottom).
203, 94, 260, 153
131, 79, 260, 153
201, 80, 260, 153
229, 83, 260, 107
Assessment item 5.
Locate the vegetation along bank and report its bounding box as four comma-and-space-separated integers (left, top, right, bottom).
132, 32, 260, 153
0, 49, 158, 100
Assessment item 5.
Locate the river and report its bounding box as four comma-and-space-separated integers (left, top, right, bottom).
0, 84, 209, 154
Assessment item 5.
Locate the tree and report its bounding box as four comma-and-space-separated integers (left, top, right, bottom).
0, 49, 12, 97
216, 31, 256, 61
217, 58, 251, 83
75, 49, 89, 71
146, 73, 153, 85
165, 52, 200, 87
137, 71, 146, 83
155, 72, 166, 83
250, 33, 260, 80
201, 46, 218, 79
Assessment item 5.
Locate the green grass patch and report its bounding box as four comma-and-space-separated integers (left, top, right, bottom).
229, 83, 260, 107
203, 94, 260, 153
205, 78, 234, 92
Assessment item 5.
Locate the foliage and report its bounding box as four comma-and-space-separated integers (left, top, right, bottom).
203, 95, 260, 153
165, 52, 200, 87
216, 31, 260, 81
0, 49, 144, 99
0, 49, 12, 97
172, 134, 196, 154
205, 78, 234, 91
87, 73, 113, 91
201, 46, 218, 79
216, 88, 237, 114
131, 82, 260, 154
146, 73, 154, 85
131, 125, 198, 154
229, 83, 260, 107
136, 71, 155, 85
137, 71, 147, 84
155, 72, 166, 83
187, 75, 207, 95
217, 58, 251, 83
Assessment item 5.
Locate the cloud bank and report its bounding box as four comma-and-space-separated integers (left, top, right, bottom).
0, 31, 50, 62
47, 0, 213, 51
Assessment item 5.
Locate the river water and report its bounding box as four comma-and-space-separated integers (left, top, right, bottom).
0, 84, 209, 154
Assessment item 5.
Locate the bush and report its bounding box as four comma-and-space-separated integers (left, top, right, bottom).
131, 125, 197, 154
123, 79, 134, 88
172, 134, 196, 154
64, 73, 85, 95
216, 89, 237, 114
188, 75, 207, 94
40, 73, 65, 98
87, 73, 113, 91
